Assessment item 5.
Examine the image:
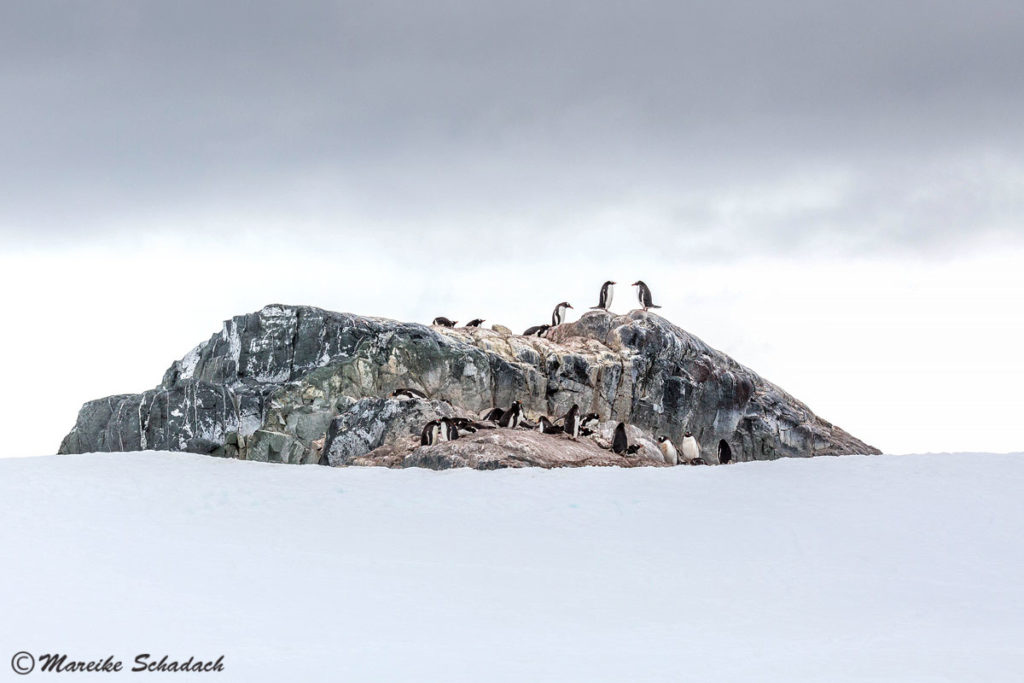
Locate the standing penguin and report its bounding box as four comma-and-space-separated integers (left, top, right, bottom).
718, 439, 733, 464
631, 281, 661, 312
432, 317, 458, 327
564, 404, 581, 440
657, 436, 679, 465
551, 302, 574, 326
420, 420, 443, 446
612, 422, 629, 454
590, 281, 616, 311
440, 417, 459, 441
681, 431, 701, 464
498, 400, 524, 428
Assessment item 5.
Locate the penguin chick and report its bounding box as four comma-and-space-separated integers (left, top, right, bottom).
432, 317, 458, 327
625, 444, 642, 455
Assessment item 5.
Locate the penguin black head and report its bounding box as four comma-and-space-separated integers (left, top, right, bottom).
465, 319, 485, 327
605, 280, 616, 286
631, 281, 643, 287
684, 431, 693, 438
558, 301, 573, 309
657, 436, 668, 443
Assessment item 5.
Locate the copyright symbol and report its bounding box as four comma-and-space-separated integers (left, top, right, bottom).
11, 651, 34, 675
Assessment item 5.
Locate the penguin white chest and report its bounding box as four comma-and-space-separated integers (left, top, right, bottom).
660, 441, 678, 466
681, 436, 700, 462
605, 286, 614, 310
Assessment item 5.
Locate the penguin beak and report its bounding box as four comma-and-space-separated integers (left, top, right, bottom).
631, 281, 639, 286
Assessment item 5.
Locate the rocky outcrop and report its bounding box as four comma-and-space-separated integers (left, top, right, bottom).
59, 304, 879, 467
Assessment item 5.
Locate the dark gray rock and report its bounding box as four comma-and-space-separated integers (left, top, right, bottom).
59, 304, 880, 466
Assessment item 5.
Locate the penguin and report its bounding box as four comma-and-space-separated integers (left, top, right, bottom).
451, 417, 478, 434
590, 281, 616, 311
522, 324, 551, 337
626, 444, 642, 455
537, 416, 564, 435
482, 407, 505, 423
440, 417, 459, 441
432, 317, 458, 327
612, 422, 629, 454
391, 388, 426, 399
631, 281, 661, 312
580, 412, 600, 429
465, 319, 485, 327
564, 404, 581, 440
681, 431, 700, 464
498, 400, 524, 428
718, 439, 733, 465
420, 420, 443, 446
657, 436, 679, 466
580, 427, 595, 436
551, 302, 574, 326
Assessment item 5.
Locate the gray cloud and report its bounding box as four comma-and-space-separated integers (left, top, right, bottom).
2, 0, 1023, 255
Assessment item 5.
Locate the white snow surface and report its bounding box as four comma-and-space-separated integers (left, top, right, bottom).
2, 452, 1022, 682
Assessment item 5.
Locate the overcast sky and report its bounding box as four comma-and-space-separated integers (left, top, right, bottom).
2, 1, 1023, 455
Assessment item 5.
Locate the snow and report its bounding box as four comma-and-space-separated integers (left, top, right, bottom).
2, 452, 1022, 681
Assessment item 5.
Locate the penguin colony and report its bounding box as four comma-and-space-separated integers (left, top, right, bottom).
419, 279, 729, 465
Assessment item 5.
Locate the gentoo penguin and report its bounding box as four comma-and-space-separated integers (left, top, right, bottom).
631, 281, 661, 312
551, 302, 573, 327
451, 417, 477, 435
440, 417, 459, 441
420, 420, 443, 446
391, 388, 426, 399
482, 407, 505, 423
432, 317, 458, 327
681, 431, 700, 464
537, 416, 564, 435
612, 422, 629, 454
718, 439, 733, 464
564, 404, 581, 440
522, 324, 551, 337
465, 319, 485, 327
657, 436, 679, 465
498, 400, 524, 428
590, 281, 616, 311
626, 444, 641, 455
580, 412, 600, 429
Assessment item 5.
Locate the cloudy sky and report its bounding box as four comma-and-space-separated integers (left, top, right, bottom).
2, 0, 1022, 455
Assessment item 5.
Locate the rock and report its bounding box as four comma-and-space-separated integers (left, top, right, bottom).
58, 304, 880, 467
396, 428, 656, 470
